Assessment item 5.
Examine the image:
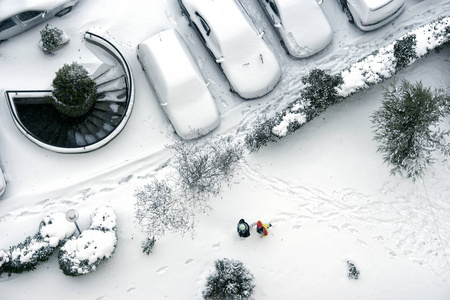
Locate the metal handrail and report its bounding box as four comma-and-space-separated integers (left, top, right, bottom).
4, 31, 136, 154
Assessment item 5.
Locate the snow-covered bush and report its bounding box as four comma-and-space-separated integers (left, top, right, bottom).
371, 80, 450, 180
40, 24, 65, 53
394, 34, 418, 71
347, 260, 360, 280
203, 258, 255, 300
301, 68, 343, 117
0, 213, 76, 275
135, 179, 194, 238
244, 16, 450, 151
58, 206, 118, 276
49, 62, 98, 117
168, 136, 244, 197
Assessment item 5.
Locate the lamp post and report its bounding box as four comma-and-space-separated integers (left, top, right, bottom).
65, 209, 81, 235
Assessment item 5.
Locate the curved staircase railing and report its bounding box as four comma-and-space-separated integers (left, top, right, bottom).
4, 31, 135, 153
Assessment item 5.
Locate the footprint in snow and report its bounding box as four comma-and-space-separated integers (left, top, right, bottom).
185, 259, 195, 265
212, 242, 221, 249
127, 287, 136, 294
119, 175, 133, 184
157, 266, 168, 274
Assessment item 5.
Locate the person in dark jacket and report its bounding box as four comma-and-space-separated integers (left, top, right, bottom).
237, 219, 250, 238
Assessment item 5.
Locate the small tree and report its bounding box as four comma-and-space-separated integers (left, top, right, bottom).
50, 62, 98, 117
135, 180, 194, 238
347, 260, 360, 280
372, 80, 450, 180
141, 237, 156, 255
203, 258, 255, 300
134, 136, 244, 240
168, 136, 244, 198
301, 68, 343, 117
40, 24, 64, 52
393, 34, 418, 71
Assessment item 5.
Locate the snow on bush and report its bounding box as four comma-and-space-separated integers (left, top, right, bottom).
0, 213, 76, 275
338, 16, 449, 97
202, 258, 255, 300
245, 16, 450, 150
371, 80, 450, 180
58, 206, 117, 276
40, 24, 68, 53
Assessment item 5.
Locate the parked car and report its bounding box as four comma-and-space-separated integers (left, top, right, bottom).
337, 0, 405, 31
137, 29, 220, 140
0, 0, 79, 42
258, 0, 333, 58
0, 167, 5, 196
178, 0, 281, 99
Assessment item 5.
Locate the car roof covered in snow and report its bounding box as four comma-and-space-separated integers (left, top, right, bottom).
274, 0, 332, 57
137, 29, 220, 139
182, 0, 281, 99
0, 0, 74, 20
347, 0, 404, 24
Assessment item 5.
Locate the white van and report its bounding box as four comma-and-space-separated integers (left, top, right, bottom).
137, 29, 220, 140
338, 0, 405, 31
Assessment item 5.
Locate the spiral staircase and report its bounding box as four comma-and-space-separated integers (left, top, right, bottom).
5, 32, 135, 153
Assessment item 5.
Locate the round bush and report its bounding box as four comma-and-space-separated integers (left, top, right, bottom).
203, 258, 255, 300
40, 24, 64, 52
50, 62, 97, 117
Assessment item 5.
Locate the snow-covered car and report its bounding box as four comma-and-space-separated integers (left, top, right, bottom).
337, 0, 405, 31
136, 29, 220, 140
0, 167, 5, 196
0, 0, 79, 42
178, 0, 282, 99
258, 0, 333, 58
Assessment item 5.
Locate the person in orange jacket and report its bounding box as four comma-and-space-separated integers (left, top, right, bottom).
255, 220, 272, 237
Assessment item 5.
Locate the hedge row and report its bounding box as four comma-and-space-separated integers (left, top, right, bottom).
0, 206, 117, 277
245, 16, 450, 152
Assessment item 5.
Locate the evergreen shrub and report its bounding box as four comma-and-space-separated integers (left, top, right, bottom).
371, 80, 450, 180
40, 24, 64, 52
0, 213, 76, 276
203, 258, 255, 300
301, 68, 343, 117
244, 116, 280, 153
347, 260, 360, 280
50, 62, 98, 117
141, 237, 156, 255
393, 34, 418, 71
58, 206, 118, 276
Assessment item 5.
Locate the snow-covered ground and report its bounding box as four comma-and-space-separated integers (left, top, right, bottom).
0, 0, 449, 299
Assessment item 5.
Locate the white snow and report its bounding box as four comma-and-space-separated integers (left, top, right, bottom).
0, 0, 449, 299
40, 213, 77, 247
271, 0, 333, 58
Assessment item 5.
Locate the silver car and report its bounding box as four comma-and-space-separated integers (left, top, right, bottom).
0, 0, 79, 42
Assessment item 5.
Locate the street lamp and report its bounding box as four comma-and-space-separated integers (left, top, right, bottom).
66, 209, 81, 235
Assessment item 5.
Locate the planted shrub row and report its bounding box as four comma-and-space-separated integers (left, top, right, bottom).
245, 16, 450, 152
0, 207, 117, 277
